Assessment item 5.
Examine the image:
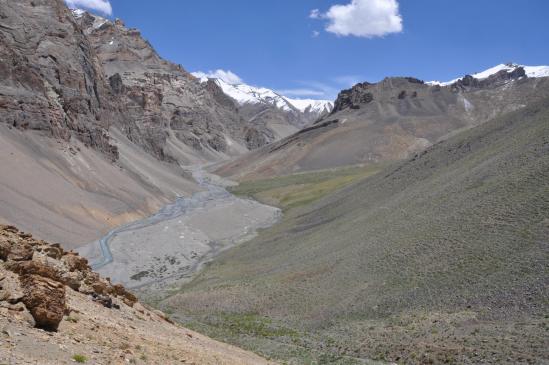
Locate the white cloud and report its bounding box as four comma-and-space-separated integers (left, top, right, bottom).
191, 69, 243, 85
310, 9, 322, 19
65, 0, 112, 15
310, 0, 402, 38
312, 30, 320, 38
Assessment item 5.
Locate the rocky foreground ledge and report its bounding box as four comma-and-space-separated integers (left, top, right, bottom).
0, 225, 273, 364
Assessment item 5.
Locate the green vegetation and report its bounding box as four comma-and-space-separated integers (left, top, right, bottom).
162, 100, 549, 364
72, 354, 87, 363
65, 315, 78, 323
229, 164, 385, 211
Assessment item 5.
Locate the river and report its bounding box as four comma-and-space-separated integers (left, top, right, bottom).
78, 166, 280, 291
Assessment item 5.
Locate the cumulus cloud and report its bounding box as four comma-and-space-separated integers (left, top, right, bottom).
191, 69, 243, 85
310, 9, 322, 19
310, 0, 402, 38
65, 0, 112, 15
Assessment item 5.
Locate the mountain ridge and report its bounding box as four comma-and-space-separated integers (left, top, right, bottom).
216, 64, 549, 180
427, 62, 549, 86
196, 76, 334, 117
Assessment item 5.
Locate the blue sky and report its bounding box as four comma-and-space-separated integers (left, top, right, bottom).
68, 0, 549, 100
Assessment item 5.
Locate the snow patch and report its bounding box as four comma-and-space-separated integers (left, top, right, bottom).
427, 63, 549, 86
71, 9, 108, 29
71, 8, 86, 18
463, 97, 474, 112
194, 76, 333, 114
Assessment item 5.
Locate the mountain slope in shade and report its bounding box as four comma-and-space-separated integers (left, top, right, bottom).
216, 66, 549, 180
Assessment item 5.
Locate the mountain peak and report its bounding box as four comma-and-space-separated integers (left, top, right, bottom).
194, 76, 334, 116
427, 63, 549, 86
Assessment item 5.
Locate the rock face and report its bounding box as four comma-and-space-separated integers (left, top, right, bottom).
0, 0, 274, 166
74, 10, 263, 161
0, 225, 137, 331
216, 70, 549, 179
0, 0, 275, 248
0, 0, 123, 161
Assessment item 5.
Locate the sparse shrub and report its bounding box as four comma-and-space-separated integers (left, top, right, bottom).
65, 316, 78, 323
72, 354, 87, 363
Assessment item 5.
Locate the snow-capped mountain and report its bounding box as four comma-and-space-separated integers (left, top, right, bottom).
194, 75, 334, 116
428, 63, 549, 86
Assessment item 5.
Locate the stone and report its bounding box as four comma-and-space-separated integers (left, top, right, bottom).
61, 271, 82, 291
0, 240, 10, 261
5, 261, 61, 282
42, 246, 63, 260
112, 284, 137, 307
20, 274, 65, 331
61, 253, 89, 272
7, 243, 33, 261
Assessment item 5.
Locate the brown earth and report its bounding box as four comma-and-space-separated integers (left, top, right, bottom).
0, 224, 274, 364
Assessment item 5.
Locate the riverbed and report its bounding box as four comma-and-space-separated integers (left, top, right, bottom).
78, 166, 281, 291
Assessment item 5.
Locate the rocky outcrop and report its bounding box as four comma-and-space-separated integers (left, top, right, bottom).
0, 0, 273, 166
20, 273, 65, 331
0, 0, 123, 161
450, 67, 526, 91
332, 82, 374, 113
74, 10, 263, 160
0, 225, 273, 364
0, 225, 139, 331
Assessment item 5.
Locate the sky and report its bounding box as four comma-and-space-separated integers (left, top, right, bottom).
66, 0, 549, 100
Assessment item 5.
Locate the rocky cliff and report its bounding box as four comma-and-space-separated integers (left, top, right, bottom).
74, 10, 270, 162
0, 0, 123, 161
0, 0, 276, 165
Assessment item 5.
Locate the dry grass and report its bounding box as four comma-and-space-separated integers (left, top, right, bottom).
160, 100, 549, 364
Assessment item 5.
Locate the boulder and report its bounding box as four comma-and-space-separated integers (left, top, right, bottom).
5, 260, 61, 282
62, 253, 89, 272
7, 243, 33, 261
20, 274, 66, 331
42, 246, 64, 260
0, 240, 10, 260
112, 284, 137, 307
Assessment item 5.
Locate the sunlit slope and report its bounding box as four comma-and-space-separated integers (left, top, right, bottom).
162, 99, 549, 364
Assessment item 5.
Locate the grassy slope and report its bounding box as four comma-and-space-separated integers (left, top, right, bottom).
228, 164, 385, 211
161, 100, 549, 364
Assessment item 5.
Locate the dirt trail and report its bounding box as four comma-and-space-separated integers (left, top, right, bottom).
78, 166, 281, 291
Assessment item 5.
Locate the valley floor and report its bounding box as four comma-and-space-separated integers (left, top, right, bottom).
79, 167, 281, 294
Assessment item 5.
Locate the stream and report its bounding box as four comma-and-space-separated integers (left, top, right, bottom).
79, 166, 280, 290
